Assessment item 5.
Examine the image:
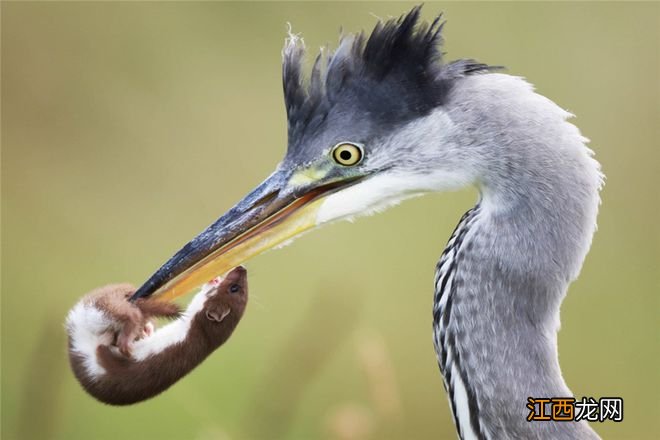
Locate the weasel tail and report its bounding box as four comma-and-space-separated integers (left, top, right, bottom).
66, 267, 248, 405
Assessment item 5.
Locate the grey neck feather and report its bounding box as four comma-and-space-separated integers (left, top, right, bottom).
432, 74, 602, 439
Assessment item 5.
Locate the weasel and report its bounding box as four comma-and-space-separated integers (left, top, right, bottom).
66, 266, 248, 405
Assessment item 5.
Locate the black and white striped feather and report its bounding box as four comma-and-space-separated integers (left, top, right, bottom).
433, 204, 489, 440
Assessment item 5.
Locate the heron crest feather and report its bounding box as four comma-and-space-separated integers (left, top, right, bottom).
282, 5, 494, 150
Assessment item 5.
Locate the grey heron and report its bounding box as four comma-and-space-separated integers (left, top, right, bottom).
130, 6, 602, 439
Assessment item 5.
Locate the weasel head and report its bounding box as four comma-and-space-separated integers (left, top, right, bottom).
203, 266, 248, 325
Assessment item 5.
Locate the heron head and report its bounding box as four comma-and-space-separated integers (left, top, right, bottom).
132, 5, 492, 301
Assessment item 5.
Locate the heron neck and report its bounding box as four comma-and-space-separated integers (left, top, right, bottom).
433, 138, 602, 439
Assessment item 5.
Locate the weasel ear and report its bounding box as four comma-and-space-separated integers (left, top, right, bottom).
206, 307, 231, 322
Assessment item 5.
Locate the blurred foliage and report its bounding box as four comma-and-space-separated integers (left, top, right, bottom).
2, 2, 658, 439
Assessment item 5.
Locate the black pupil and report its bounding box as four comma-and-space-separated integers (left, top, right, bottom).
229, 284, 240, 293
339, 150, 353, 161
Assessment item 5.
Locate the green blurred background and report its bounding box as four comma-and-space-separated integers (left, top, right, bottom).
2, 2, 658, 439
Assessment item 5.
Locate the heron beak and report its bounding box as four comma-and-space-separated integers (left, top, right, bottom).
130, 168, 363, 301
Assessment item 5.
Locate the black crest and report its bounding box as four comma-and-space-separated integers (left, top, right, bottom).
282, 5, 492, 150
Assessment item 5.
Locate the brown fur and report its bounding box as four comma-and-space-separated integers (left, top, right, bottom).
68, 267, 248, 405
80, 283, 181, 356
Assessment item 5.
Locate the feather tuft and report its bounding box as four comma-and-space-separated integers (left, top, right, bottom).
281, 5, 497, 150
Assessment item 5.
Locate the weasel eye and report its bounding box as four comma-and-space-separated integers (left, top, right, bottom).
229, 284, 240, 293
331, 142, 363, 166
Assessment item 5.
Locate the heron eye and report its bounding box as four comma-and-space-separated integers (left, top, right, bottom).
332, 143, 363, 166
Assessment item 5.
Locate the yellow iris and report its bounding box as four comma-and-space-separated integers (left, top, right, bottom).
332, 142, 363, 166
